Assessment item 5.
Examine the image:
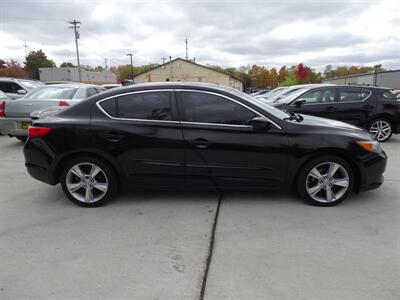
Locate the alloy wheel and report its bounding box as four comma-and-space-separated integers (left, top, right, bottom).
369, 120, 391, 142
306, 162, 349, 203
65, 162, 109, 203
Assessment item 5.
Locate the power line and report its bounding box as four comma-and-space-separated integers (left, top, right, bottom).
68, 19, 81, 82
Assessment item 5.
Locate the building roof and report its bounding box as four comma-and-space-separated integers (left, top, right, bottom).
133, 58, 244, 83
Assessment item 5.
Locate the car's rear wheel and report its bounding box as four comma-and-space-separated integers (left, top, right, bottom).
297, 156, 354, 206
368, 119, 392, 142
61, 157, 117, 207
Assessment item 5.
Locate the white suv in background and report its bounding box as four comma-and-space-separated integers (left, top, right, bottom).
0, 77, 44, 99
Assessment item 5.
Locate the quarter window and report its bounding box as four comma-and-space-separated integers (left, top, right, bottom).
180, 92, 256, 125
298, 88, 336, 104
99, 92, 172, 120
338, 88, 370, 102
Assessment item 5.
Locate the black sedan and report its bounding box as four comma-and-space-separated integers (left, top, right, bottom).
24, 82, 387, 207
269, 85, 400, 142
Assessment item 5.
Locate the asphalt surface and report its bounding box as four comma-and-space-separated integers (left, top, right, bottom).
0, 135, 399, 299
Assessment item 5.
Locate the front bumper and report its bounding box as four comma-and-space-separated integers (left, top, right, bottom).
0, 117, 31, 136
357, 150, 387, 192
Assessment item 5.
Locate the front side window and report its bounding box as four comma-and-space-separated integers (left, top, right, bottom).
299, 88, 336, 104
180, 91, 256, 125
339, 88, 371, 102
0, 82, 21, 93
99, 91, 172, 120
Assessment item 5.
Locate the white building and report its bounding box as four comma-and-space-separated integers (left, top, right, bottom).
133, 58, 244, 90
39, 67, 117, 84
323, 70, 400, 89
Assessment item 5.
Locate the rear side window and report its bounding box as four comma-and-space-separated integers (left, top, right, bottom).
180, 91, 256, 125
99, 91, 172, 120
381, 91, 396, 100
0, 82, 22, 93
338, 88, 371, 102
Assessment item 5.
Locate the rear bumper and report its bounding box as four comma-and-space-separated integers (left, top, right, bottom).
0, 117, 30, 136
24, 138, 57, 185
357, 151, 387, 192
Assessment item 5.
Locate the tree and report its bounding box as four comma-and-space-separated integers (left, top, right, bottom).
60, 62, 75, 67
24, 50, 56, 79
0, 59, 28, 78
295, 63, 309, 84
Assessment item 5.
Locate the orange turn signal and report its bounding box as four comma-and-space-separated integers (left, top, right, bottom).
356, 141, 379, 152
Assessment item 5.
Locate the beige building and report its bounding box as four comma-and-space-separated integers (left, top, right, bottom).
133, 58, 244, 90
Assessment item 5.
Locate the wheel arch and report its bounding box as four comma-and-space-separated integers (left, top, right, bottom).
366, 114, 397, 132
292, 148, 362, 193
51, 149, 126, 188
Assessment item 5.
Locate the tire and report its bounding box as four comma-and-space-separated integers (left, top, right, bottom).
61, 156, 118, 207
368, 118, 393, 142
16, 136, 27, 142
296, 155, 354, 207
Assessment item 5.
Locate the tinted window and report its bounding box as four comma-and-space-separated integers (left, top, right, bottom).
24, 87, 77, 99
381, 91, 396, 100
0, 82, 22, 93
117, 92, 172, 120
299, 88, 336, 104
339, 88, 370, 102
180, 92, 256, 125
99, 98, 117, 117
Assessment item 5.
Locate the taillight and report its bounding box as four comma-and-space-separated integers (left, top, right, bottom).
0, 101, 5, 117
59, 101, 70, 106
28, 126, 52, 138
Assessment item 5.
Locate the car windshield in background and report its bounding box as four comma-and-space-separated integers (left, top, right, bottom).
229, 89, 290, 119
24, 87, 78, 99
19, 80, 43, 90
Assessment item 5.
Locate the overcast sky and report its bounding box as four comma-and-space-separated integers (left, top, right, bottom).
1, 0, 400, 71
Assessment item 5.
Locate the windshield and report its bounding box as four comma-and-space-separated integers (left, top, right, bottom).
19, 80, 43, 90
229, 89, 290, 119
273, 88, 312, 104
262, 87, 287, 98
24, 87, 78, 99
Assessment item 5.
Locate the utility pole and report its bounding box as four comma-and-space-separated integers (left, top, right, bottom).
161, 56, 167, 64
126, 53, 134, 80
104, 58, 108, 69
68, 19, 81, 82
23, 41, 29, 59
185, 36, 188, 60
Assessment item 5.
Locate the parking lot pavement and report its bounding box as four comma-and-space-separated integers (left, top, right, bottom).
205, 136, 400, 300
0, 136, 219, 300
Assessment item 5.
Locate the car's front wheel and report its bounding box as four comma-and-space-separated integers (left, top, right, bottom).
61, 157, 118, 207
297, 156, 354, 206
368, 119, 393, 142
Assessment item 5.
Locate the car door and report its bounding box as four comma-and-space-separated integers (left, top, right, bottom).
287, 87, 338, 118
93, 89, 185, 188
333, 87, 375, 126
176, 90, 289, 189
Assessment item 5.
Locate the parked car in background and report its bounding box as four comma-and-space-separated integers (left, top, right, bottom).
0, 90, 11, 135
24, 82, 386, 207
102, 83, 122, 90
0, 77, 43, 99
0, 83, 106, 141
250, 89, 271, 97
392, 90, 400, 99
262, 84, 334, 102
254, 86, 287, 99
271, 85, 400, 142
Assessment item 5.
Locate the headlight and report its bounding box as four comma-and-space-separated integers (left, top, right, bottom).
356, 141, 382, 153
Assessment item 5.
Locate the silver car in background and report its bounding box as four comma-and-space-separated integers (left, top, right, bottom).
0, 83, 106, 141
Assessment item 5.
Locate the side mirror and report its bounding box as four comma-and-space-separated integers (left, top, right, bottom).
293, 99, 306, 107
250, 117, 272, 132
17, 89, 27, 95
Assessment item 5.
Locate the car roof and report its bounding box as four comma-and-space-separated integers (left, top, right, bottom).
0, 77, 41, 82
36, 83, 100, 88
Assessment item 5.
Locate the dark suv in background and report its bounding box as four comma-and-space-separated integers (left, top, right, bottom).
270, 85, 400, 142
